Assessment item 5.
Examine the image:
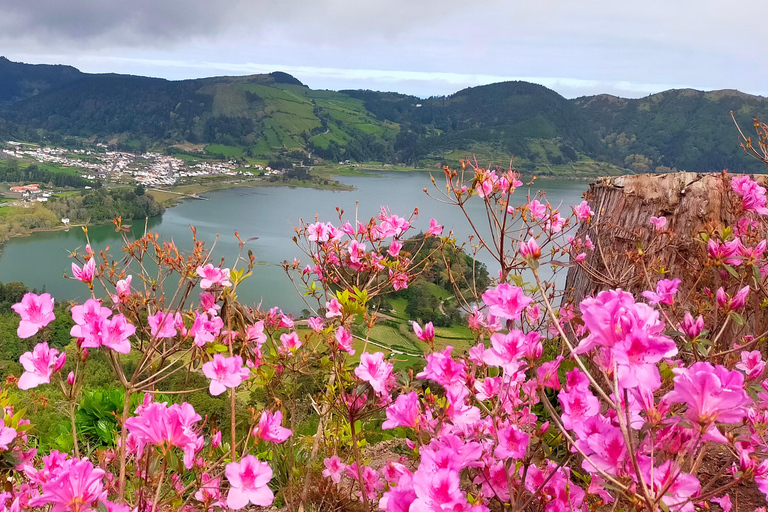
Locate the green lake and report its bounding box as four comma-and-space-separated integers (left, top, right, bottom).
0, 172, 588, 314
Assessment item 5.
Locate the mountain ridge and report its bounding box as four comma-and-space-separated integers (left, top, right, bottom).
1, 58, 767, 174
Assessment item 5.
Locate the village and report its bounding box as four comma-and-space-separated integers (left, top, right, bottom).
0, 141, 263, 191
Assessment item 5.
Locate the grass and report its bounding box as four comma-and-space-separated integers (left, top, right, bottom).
204, 145, 244, 158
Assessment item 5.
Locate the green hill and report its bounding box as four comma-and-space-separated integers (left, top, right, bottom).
574, 89, 768, 172
1, 57, 767, 174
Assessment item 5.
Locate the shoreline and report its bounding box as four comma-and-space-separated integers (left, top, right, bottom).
0, 169, 599, 247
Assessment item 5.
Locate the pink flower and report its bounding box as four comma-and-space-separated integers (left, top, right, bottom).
211, 431, 222, 448
482, 283, 532, 321
665, 362, 751, 424
412, 321, 434, 342
334, 326, 355, 355
573, 200, 594, 221
202, 355, 250, 396
189, 311, 224, 346
528, 199, 547, 220
577, 289, 677, 390
194, 474, 223, 509
11, 292, 55, 338
642, 278, 681, 305
737, 351, 765, 380
99, 314, 136, 354
322, 455, 346, 483
388, 240, 403, 257
225, 455, 274, 509
732, 175, 768, 215
199, 292, 221, 316
278, 332, 302, 356
382, 392, 420, 429
649, 216, 667, 230
148, 311, 177, 338
679, 312, 704, 338
519, 238, 541, 260
125, 401, 201, 469
253, 410, 292, 443
716, 286, 750, 310
494, 425, 529, 460
72, 258, 96, 284
112, 275, 132, 303
196, 264, 232, 289
711, 495, 732, 512
29, 457, 107, 512
18, 342, 64, 390
307, 317, 324, 332
389, 271, 408, 291
411, 468, 466, 511
325, 297, 342, 318
355, 352, 393, 396
427, 219, 443, 236
0, 418, 17, 451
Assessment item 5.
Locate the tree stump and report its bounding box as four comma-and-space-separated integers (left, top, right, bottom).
564, 171, 763, 305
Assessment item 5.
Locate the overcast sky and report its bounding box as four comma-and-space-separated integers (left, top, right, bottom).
0, 0, 766, 99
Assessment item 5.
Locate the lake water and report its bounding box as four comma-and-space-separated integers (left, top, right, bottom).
0, 172, 588, 314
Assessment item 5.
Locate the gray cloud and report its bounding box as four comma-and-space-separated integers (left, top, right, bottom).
1, 0, 767, 98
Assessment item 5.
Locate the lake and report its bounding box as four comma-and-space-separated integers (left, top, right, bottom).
0, 172, 588, 314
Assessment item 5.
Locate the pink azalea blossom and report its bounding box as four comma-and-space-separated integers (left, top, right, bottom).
307, 317, 324, 332
11, 292, 55, 338
494, 425, 529, 460
225, 455, 274, 509
253, 410, 292, 443
389, 271, 408, 291
355, 352, 393, 396
665, 362, 752, 424
98, 314, 136, 354
199, 292, 221, 316
189, 311, 224, 346
211, 430, 222, 449
737, 350, 765, 380
716, 285, 750, 310
196, 264, 232, 289
18, 342, 64, 390
29, 457, 107, 512
732, 175, 768, 215
202, 355, 250, 396
111, 275, 132, 304
482, 283, 532, 321
382, 392, 420, 429
388, 240, 403, 257
72, 258, 96, 284
334, 326, 355, 354
528, 199, 547, 220
325, 297, 342, 318
322, 455, 347, 483
649, 216, 667, 230
148, 310, 177, 338
519, 238, 541, 260
711, 494, 733, 512
412, 321, 434, 342
642, 278, 682, 305
0, 419, 17, 451
679, 312, 704, 338
125, 400, 201, 469
278, 332, 302, 356
427, 219, 443, 236
573, 200, 594, 221
194, 474, 223, 509
577, 289, 677, 390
